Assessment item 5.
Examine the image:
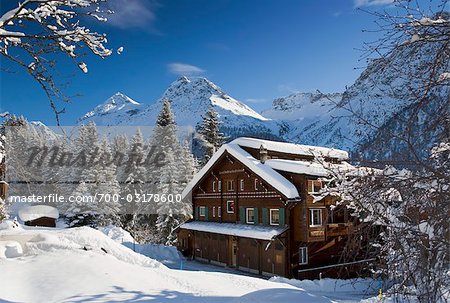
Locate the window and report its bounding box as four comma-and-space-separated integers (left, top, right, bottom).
199, 206, 206, 217
307, 180, 322, 194
226, 200, 234, 213
309, 209, 323, 226
245, 208, 255, 224
240, 179, 244, 191
218, 206, 222, 217
226, 180, 235, 192
213, 206, 216, 218
212, 181, 216, 192
299, 247, 308, 265
246, 208, 255, 224
270, 209, 280, 225
218, 181, 222, 192
254, 178, 259, 190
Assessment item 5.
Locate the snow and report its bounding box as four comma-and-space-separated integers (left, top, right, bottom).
182, 143, 300, 200
98, 224, 134, 243
265, 158, 363, 178
438, 72, 450, 82
79, 92, 142, 124
0, 240, 23, 258
18, 205, 59, 222
179, 221, 289, 241
98, 225, 184, 265
231, 137, 349, 160
270, 277, 380, 302
124, 242, 183, 265
209, 94, 269, 121
266, 159, 330, 176
0, 222, 338, 303
78, 62, 88, 73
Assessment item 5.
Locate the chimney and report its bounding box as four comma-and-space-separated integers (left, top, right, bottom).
259, 144, 268, 164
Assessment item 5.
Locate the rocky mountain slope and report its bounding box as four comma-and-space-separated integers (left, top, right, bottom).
263, 39, 449, 161
261, 92, 349, 149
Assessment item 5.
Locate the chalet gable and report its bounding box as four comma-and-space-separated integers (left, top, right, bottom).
182, 144, 300, 200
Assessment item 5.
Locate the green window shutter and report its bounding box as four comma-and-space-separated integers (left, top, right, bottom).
205, 207, 209, 220
195, 207, 199, 220
254, 208, 259, 224
279, 208, 285, 226
262, 208, 268, 225
240, 207, 246, 224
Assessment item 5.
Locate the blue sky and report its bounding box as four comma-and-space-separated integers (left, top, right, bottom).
1, 0, 399, 125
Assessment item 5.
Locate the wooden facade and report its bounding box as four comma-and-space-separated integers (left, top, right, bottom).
24, 216, 57, 228
178, 138, 356, 279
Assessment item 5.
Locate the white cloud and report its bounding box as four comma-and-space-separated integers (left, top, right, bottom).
106, 0, 158, 29
354, 0, 394, 8
167, 63, 205, 76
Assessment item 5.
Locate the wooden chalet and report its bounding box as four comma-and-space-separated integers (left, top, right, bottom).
18, 205, 59, 228
177, 137, 358, 279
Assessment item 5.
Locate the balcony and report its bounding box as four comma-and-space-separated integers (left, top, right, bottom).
326, 222, 352, 237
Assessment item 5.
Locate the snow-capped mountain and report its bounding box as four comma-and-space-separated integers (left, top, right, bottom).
261, 92, 348, 149
79, 77, 280, 140
78, 36, 448, 161
263, 39, 449, 160
78, 92, 143, 126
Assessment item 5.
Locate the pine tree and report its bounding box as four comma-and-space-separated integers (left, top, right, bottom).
96, 139, 121, 226
111, 134, 129, 185
66, 181, 95, 226
148, 99, 186, 244
155, 149, 188, 245
178, 141, 197, 189
0, 198, 7, 221
66, 123, 101, 226
122, 129, 148, 233
196, 107, 225, 163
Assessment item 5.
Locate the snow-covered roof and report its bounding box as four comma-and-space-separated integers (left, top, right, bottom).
182, 143, 300, 200
231, 137, 349, 160
265, 159, 329, 177
179, 221, 288, 240
18, 205, 59, 222
265, 159, 356, 177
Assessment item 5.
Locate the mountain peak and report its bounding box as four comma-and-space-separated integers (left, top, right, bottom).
78, 92, 142, 123
160, 77, 268, 121
164, 77, 224, 100
108, 92, 140, 105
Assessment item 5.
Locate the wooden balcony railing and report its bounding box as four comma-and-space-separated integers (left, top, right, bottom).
326, 222, 352, 236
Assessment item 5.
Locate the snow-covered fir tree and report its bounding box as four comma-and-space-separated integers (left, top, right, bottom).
111, 134, 129, 185
65, 123, 101, 226
65, 181, 94, 226
196, 107, 225, 164
178, 141, 197, 189
66, 124, 120, 227
95, 139, 121, 226
121, 129, 149, 235
155, 150, 190, 245
0, 198, 6, 221
149, 99, 185, 244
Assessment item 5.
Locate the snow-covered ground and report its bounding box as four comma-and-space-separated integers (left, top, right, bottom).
0, 221, 382, 303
